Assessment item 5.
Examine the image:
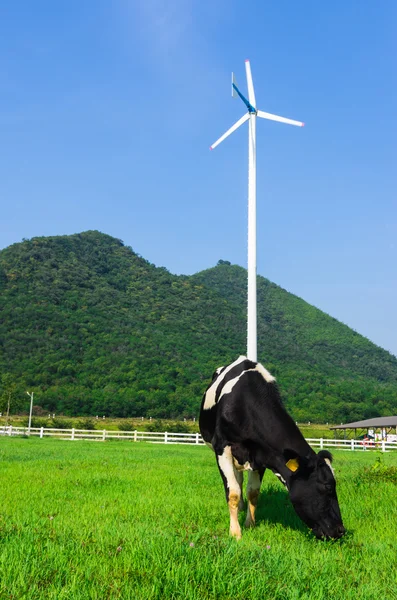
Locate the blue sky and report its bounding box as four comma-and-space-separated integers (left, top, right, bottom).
1, 1, 396, 356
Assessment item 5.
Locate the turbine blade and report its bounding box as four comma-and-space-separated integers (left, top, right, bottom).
245, 60, 256, 109
257, 110, 304, 127
210, 113, 250, 150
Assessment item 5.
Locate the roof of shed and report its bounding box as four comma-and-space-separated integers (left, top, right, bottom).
330, 416, 397, 430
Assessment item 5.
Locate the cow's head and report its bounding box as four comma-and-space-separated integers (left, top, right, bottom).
285, 450, 345, 540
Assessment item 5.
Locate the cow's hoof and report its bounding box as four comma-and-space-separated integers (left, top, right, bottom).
245, 519, 255, 529
230, 529, 242, 540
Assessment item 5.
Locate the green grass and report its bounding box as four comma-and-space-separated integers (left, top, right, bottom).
0, 439, 396, 599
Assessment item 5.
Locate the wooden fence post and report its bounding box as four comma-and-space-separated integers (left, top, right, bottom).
71, 428, 75, 441
134, 430, 137, 442
196, 433, 200, 445
40, 427, 44, 439
102, 430, 106, 441
164, 432, 168, 444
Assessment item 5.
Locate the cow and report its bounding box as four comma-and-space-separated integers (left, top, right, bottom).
199, 356, 345, 540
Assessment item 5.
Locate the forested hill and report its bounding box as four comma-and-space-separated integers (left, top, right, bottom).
1, 231, 396, 422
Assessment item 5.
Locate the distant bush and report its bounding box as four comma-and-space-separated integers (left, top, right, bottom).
78, 418, 96, 430
21, 417, 48, 428
118, 421, 136, 432
170, 422, 191, 433
144, 420, 191, 433
144, 420, 166, 432
49, 417, 73, 430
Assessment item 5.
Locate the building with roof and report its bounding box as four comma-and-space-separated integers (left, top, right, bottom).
330, 416, 397, 441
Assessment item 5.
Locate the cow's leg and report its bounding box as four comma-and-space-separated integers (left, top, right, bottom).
234, 468, 245, 511
216, 446, 242, 539
245, 468, 265, 528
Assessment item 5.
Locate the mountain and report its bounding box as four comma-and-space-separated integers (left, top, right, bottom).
1, 231, 396, 422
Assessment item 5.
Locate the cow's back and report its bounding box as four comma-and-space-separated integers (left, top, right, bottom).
199, 355, 283, 449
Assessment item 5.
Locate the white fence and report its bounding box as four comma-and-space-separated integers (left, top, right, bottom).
305, 437, 397, 452
1, 426, 397, 451
0, 426, 205, 445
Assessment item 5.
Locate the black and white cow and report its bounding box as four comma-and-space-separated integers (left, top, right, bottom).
199, 356, 345, 540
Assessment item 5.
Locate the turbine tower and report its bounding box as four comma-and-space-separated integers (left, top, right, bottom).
210, 60, 304, 362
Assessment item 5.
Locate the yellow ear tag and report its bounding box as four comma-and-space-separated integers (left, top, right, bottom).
286, 458, 299, 472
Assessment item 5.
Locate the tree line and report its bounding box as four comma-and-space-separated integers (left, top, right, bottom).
1, 231, 396, 423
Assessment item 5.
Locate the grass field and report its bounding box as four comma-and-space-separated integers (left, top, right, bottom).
1, 438, 396, 599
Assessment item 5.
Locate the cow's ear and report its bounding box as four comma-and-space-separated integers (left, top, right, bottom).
318, 450, 333, 463
284, 449, 300, 472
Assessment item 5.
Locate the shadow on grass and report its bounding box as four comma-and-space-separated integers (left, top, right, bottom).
245, 485, 350, 543
251, 486, 307, 535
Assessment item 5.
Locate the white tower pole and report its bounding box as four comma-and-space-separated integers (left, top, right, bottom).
247, 112, 257, 362
27, 391, 34, 434
210, 60, 304, 364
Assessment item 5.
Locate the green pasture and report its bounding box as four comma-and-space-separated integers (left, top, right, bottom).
0, 438, 396, 600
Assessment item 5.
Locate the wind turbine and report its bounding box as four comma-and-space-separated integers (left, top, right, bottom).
210, 60, 304, 362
